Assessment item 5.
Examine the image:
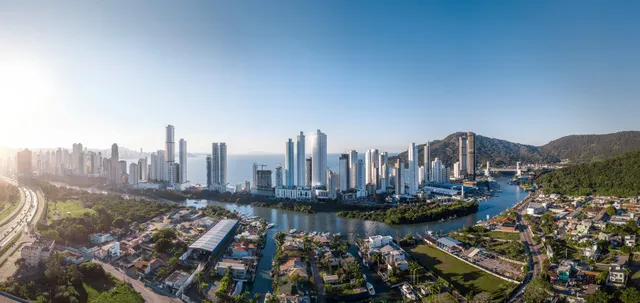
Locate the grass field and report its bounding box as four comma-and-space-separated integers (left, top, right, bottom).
486, 231, 521, 241
48, 200, 96, 219
410, 244, 514, 298
83, 274, 144, 303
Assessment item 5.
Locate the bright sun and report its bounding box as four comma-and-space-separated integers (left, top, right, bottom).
0, 55, 56, 146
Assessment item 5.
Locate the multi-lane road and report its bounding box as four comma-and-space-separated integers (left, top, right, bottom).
0, 179, 39, 250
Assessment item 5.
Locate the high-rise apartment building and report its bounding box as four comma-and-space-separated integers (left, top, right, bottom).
305, 158, 312, 188
408, 143, 418, 194
206, 155, 212, 187
310, 129, 327, 187
285, 139, 294, 187
458, 135, 468, 177
453, 161, 461, 179
210, 142, 227, 190
338, 154, 349, 192
129, 163, 139, 185
110, 143, 119, 185
275, 164, 283, 188
394, 161, 404, 195
348, 150, 358, 190
256, 169, 272, 189
423, 142, 431, 184
166, 125, 176, 185
296, 131, 305, 186
431, 158, 444, 183
466, 132, 476, 180
357, 159, 365, 190
138, 157, 148, 181
380, 162, 389, 192
16, 149, 32, 177
179, 138, 187, 184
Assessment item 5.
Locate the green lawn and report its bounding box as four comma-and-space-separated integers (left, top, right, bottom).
410, 244, 514, 298
83, 274, 143, 303
486, 231, 521, 241
48, 200, 96, 219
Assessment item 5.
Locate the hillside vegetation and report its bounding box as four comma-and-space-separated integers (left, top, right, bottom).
391, 131, 640, 167
540, 131, 640, 163
536, 150, 640, 197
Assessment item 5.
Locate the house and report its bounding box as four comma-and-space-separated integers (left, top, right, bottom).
232, 242, 257, 258
322, 274, 340, 285
215, 259, 249, 279
624, 235, 636, 247
583, 245, 600, 260
62, 251, 85, 265
610, 214, 637, 226
279, 258, 308, 279
526, 202, 546, 215
313, 235, 330, 245
367, 235, 393, 249
576, 221, 592, 235
597, 232, 611, 242
20, 239, 55, 267
322, 250, 343, 267
146, 258, 166, 275
607, 266, 628, 287
89, 233, 115, 245
556, 260, 574, 282
164, 270, 191, 290
499, 222, 518, 232
436, 237, 463, 252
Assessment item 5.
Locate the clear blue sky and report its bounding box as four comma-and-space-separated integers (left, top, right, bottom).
1, 0, 638, 154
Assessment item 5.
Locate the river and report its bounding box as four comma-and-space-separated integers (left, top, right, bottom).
183, 177, 527, 297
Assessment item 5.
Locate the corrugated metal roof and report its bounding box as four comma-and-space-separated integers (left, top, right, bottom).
436, 237, 462, 248
189, 219, 238, 252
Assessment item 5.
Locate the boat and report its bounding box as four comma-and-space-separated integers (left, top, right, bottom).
367, 282, 376, 295
289, 229, 297, 234
266, 223, 275, 229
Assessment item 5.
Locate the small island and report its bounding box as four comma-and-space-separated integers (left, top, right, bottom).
337, 200, 478, 225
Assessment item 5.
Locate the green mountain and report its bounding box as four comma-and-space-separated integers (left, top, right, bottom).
536, 150, 640, 197
391, 132, 558, 167
540, 131, 640, 163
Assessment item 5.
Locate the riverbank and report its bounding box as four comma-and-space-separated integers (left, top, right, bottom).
337, 201, 479, 225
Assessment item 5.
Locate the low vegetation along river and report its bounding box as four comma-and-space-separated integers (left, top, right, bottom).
184, 177, 527, 296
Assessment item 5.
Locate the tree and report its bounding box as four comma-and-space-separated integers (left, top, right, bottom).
156, 267, 169, 279
168, 256, 178, 268
112, 217, 126, 229
585, 290, 612, 303
595, 270, 609, 285
274, 232, 286, 245
523, 278, 551, 303
621, 287, 640, 303
606, 205, 617, 216
471, 292, 492, 303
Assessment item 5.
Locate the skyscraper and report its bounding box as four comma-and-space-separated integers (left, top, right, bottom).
380, 162, 389, 192
305, 157, 312, 188
458, 135, 468, 177
466, 132, 476, 180
311, 129, 327, 187
296, 131, 305, 186
423, 142, 430, 184
219, 143, 227, 186
275, 164, 283, 188
128, 163, 139, 185
150, 153, 157, 180
338, 154, 349, 192
285, 139, 294, 187
408, 143, 418, 194
16, 149, 32, 177
138, 157, 148, 181
206, 155, 212, 187
110, 143, 119, 185
349, 150, 358, 190
179, 138, 187, 184
156, 150, 166, 181
394, 161, 404, 194
166, 125, 176, 185
432, 158, 443, 183
357, 159, 365, 190
210, 142, 227, 190
212, 143, 220, 186
365, 150, 371, 185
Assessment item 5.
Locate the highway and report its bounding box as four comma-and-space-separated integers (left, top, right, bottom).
0, 179, 39, 250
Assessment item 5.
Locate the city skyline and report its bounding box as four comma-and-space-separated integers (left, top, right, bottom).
1, 1, 639, 153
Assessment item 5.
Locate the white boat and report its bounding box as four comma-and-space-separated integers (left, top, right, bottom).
289, 229, 297, 234
367, 282, 376, 295
266, 223, 275, 229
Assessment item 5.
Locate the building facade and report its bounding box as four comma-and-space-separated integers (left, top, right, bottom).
311, 129, 327, 186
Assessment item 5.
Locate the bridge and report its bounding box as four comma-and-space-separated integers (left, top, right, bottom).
484, 162, 523, 176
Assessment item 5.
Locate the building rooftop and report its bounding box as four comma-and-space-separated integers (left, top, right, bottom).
189, 219, 238, 252
437, 237, 462, 248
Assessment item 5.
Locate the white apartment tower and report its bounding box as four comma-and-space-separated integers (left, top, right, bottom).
211, 142, 227, 189
165, 125, 176, 185
311, 129, 327, 187
179, 139, 187, 184
348, 150, 358, 190
408, 143, 419, 194
138, 157, 148, 181
275, 164, 283, 188
109, 143, 119, 185
423, 142, 430, 184
128, 163, 139, 185
285, 139, 295, 187
296, 132, 305, 186
357, 159, 365, 191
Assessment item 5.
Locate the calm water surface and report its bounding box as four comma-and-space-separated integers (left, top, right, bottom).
184, 178, 527, 297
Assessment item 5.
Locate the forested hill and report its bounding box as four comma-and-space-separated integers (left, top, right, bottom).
391, 132, 558, 167
540, 131, 640, 163
536, 150, 640, 197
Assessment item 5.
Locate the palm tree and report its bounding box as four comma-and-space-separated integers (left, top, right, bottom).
371, 252, 383, 270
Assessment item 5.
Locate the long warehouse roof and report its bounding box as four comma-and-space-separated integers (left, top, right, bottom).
189, 219, 238, 252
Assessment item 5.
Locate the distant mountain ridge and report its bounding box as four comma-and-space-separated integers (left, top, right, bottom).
391, 131, 640, 167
